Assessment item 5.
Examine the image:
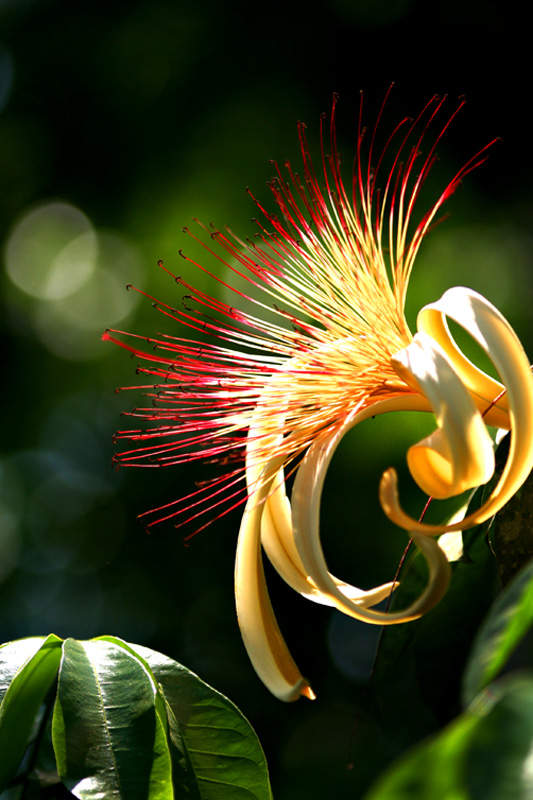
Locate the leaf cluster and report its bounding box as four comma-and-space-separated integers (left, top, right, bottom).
362, 453, 533, 799
0, 636, 272, 799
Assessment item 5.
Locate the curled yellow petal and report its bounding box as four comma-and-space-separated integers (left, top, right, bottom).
262, 478, 397, 608
246, 417, 399, 609
245, 423, 329, 601
236, 454, 315, 702
380, 288, 533, 534
417, 296, 510, 429
392, 332, 495, 499
291, 401, 452, 625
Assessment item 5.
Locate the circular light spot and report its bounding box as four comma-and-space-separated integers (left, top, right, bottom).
33, 230, 143, 360
45, 229, 97, 299
327, 612, 381, 681
4, 201, 96, 299
0, 47, 14, 114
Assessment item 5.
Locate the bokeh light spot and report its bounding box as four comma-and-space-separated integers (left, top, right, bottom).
0, 46, 14, 114
34, 231, 143, 360
44, 229, 98, 300
4, 201, 96, 299
4, 200, 144, 360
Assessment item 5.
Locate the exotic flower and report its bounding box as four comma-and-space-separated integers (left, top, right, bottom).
105, 93, 533, 702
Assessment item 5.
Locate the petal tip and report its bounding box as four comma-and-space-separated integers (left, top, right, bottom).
301, 684, 316, 701
279, 677, 316, 702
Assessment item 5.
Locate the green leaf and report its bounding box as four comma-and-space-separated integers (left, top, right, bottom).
364, 675, 533, 800
371, 526, 498, 744
130, 641, 273, 800
0, 633, 63, 791
93, 636, 200, 799
1, 635, 271, 798
52, 638, 175, 799
463, 558, 533, 705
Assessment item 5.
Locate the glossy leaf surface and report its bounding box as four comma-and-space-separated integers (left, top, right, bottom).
52, 638, 176, 799
131, 641, 273, 800
0, 634, 62, 791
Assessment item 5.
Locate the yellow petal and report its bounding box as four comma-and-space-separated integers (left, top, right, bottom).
236, 454, 315, 702
291, 400, 452, 625
437, 500, 473, 561
262, 479, 397, 608
245, 424, 325, 600
246, 415, 400, 609
392, 332, 495, 499
417, 295, 510, 429
380, 288, 533, 534
237, 393, 442, 700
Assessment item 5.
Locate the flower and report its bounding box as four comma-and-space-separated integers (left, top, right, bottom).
105, 93, 533, 702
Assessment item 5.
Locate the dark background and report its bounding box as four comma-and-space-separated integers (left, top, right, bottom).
0, 1, 531, 797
